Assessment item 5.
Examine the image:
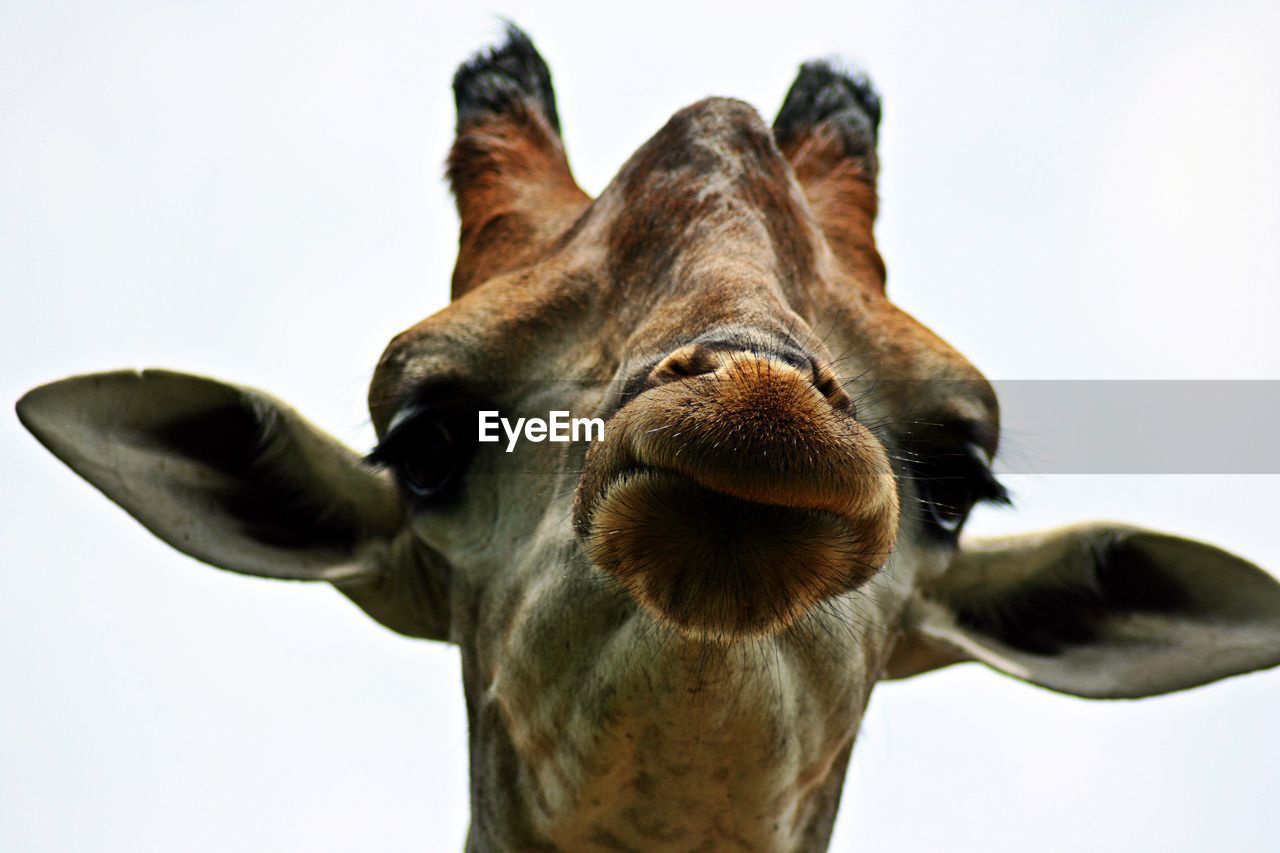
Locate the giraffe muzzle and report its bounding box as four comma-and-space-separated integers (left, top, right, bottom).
573, 350, 900, 638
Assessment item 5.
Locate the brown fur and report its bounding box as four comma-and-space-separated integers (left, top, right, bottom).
779, 128, 885, 289
448, 102, 590, 297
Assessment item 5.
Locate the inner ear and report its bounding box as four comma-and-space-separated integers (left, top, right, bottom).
947, 531, 1260, 657
893, 525, 1280, 698
156, 396, 366, 551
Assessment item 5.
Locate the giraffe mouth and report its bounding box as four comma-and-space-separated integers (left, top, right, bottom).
572, 358, 900, 639
582, 463, 890, 637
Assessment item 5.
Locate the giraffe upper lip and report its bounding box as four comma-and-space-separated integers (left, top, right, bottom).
573, 356, 899, 540
609, 331, 820, 417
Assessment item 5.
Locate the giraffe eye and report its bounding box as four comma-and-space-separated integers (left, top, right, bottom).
911, 441, 1009, 537
368, 387, 484, 506
395, 417, 459, 498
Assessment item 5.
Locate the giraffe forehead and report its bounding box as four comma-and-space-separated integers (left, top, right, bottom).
601, 98, 819, 284
369, 97, 991, 441
372, 101, 820, 403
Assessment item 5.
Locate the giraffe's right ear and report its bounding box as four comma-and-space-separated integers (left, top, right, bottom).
16, 370, 451, 641
884, 524, 1280, 698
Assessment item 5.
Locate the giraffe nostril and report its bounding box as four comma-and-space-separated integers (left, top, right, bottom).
649, 344, 719, 385
666, 354, 701, 377
811, 361, 853, 413
645, 342, 853, 415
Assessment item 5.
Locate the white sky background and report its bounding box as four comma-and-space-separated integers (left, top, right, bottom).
2, 1, 1278, 850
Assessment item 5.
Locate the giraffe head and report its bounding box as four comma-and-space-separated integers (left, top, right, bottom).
17, 25, 1280, 849
365, 34, 1003, 644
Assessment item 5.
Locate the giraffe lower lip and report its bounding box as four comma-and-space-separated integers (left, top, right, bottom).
582, 465, 883, 638
610, 462, 853, 519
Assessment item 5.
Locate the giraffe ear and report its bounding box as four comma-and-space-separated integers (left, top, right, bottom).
17, 370, 453, 641
884, 524, 1280, 698
17, 369, 401, 581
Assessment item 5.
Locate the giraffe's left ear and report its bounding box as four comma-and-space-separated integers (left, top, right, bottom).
884, 524, 1280, 698
17, 369, 451, 641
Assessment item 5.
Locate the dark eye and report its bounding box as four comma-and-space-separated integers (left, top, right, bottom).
908, 440, 1009, 537
367, 387, 483, 506
395, 417, 459, 498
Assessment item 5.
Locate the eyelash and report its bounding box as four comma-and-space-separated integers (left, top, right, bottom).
367, 392, 483, 506
905, 441, 1010, 536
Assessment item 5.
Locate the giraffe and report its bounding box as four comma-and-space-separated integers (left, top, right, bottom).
17, 25, 1280, 851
